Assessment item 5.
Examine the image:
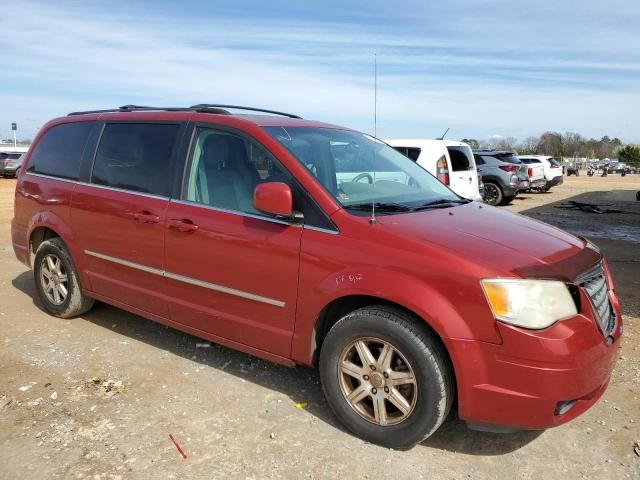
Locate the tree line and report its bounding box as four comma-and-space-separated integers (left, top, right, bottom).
461, 132, 640, 165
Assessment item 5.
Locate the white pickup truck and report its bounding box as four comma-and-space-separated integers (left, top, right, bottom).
518, 157, 547, 192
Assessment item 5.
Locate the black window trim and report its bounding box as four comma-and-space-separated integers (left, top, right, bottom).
177, 122, 338, 233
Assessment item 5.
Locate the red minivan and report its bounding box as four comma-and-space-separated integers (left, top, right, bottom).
11, 105, 622, 448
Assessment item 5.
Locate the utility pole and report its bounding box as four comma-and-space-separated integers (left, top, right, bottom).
11, 123, 17, 148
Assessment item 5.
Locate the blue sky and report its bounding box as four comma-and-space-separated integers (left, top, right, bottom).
1, 0, 639, 142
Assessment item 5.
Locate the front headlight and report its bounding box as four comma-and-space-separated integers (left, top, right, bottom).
481, 279, 577, 329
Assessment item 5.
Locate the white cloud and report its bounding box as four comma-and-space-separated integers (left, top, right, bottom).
0, 0, 639, 142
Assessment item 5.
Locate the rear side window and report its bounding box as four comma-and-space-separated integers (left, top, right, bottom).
406, 148, 421, 161
473, 155, 485, 165
548, 158, 560, 166
392, 147, 421, 162
447, 147, 473, 171
27, 122, 94, 180
495, 154, 521, 164
92, 123, 181, 197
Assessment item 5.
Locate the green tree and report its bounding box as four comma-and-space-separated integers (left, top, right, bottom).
461, 138, 480, 149
617, 145, 640, 166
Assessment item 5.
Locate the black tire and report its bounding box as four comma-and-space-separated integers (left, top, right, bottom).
319, 306, 454, 448
33, 238, 94, 318
483, 182, 503, 206
501, 195, 516, 205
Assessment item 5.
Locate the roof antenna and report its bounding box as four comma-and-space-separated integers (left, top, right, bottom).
437, 127, 450, 140
370, 51, 378, 225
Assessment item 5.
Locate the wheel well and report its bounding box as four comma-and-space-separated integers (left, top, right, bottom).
30, 227, 59, 255
311, 295, 448, 367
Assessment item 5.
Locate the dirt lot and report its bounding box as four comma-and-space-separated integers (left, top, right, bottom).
1, 176, 639, 480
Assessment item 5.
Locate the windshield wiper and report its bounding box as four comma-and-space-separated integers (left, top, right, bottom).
412, 198, 471, 211
344, 202, 413, 212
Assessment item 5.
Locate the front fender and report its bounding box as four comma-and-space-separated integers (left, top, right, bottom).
291, 265, 502, 365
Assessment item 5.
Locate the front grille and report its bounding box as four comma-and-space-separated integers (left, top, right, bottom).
576, 262, 615, 335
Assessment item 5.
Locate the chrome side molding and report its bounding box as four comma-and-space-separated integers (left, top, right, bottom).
84, 250, 285, 308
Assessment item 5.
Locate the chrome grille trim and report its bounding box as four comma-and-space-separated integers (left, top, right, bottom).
576, 262, 615, 335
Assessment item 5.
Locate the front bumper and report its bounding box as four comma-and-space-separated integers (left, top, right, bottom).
448, 290, 622, 431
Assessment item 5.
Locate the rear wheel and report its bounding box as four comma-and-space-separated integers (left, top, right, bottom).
319, 306, 454, 448
34, 238, 94, 318
483, 182, 502, 206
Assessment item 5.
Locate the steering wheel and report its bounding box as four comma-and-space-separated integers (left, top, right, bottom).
352, 173, 374, 184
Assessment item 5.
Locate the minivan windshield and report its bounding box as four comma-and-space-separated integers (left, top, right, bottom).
263, 127, 460, 212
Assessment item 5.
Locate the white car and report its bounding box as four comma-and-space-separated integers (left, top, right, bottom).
385, 139, 482, 201
517, 155, 564, 191
516, 156, 547, 191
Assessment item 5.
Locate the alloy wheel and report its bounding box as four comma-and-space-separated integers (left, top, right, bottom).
338, 337, 418, 426
40, 254, 68, 305
484, 184, 499, 204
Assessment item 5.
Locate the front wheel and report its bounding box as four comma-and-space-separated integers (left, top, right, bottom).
319, 306, 454, 448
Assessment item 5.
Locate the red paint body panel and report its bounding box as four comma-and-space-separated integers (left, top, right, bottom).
11, 110, 623, 433
71, 184, 170, 317
164, 201, 301, 357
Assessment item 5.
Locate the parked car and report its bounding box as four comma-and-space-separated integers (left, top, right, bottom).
12, 105, 622, 448
386, 139, 482, 201
517, 155, 564, 191
0, 152, 25, 178
472, 150, 529, 206
516, 156, 547, 191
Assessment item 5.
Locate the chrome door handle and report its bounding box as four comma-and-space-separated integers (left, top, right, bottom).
168, 219, 199, 232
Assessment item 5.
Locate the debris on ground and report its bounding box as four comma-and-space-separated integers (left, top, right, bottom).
295, 401, 309, 409
634, 440, 640, 457
169, 434, 187, 459
196, 342, 212, 349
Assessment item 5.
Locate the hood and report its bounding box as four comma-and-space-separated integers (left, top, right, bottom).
375, 202, 600, 281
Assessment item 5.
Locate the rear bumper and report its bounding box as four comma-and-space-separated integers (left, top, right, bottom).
529, 178, 547, 189
449, 295, 622, 431
0, 166, 18, 176
547, 176, 564, 187
501, 179, 529, 197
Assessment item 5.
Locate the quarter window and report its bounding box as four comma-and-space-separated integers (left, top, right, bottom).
27, 122, 95, 179
91, 123, 181, 197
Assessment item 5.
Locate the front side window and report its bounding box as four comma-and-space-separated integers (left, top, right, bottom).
183, 128, 288, 214
264, 127, 458, 211
28, 121, 95, 180
91, 123, 180, 197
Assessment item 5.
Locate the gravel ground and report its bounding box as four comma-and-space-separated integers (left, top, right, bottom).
0, 176, 639, 479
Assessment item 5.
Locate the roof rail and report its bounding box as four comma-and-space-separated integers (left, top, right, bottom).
68, 104, 302, 119
68, 105, 193, 116
190, 104, 302, 119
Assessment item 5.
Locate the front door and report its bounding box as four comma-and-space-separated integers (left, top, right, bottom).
164, 126, 302, 357
72, 122, 184, 317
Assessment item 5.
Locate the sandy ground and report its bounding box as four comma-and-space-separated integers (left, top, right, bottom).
0, 176, 639, 480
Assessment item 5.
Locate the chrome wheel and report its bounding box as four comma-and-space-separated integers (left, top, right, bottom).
40, 254, 68, 305
338, 337, 417, 426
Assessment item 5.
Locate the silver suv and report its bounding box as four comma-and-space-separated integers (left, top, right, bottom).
473, 150, 529, 206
